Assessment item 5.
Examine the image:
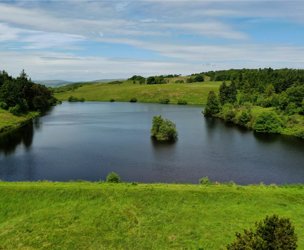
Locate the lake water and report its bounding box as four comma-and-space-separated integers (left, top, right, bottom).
0, 102, 303, 184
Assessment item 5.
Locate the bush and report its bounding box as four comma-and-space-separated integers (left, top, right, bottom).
300, 100, 304, 115
227, 215, 297, 250
177, 100, 187, 105
68, 96, 85, 102
0, 102, 8, 110
175, 80, 184, 84
106, 172, 121, 183
224, 109, 236, 122
9, 104, 22, 116
193, 74, 204, 82
147, 76, 166, 85
295, 130, 304, 139
128, 75, 145, 84
199, 177, 211, 185
285, 103, 300, 115
129, 97, 137, 103
238, 109, 252, 126
151, 115, 178, 142
221, 104, 236, 122
110, 99, 115, 102
253, 111, 283, 133
108, 81, 123, 84
159, 98, 170, 104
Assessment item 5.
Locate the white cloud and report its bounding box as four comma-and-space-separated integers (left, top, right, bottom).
0, 51, 204, 80
161, 22, 248, 40
0, 22, 85, 49
0, 3, 247, 40
0, 23, 20, 41
1, 42, 304, 81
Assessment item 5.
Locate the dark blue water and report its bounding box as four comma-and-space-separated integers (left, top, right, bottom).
0, 102, 303, 184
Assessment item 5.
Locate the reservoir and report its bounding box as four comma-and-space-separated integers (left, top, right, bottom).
0, 102, 303, 184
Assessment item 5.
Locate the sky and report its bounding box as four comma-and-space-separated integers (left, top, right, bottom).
0, 0, 304, 81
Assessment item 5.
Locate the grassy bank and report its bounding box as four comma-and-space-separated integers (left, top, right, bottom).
55, 81, 221, 105
0, 109, 38, 135
0, 182, 303, 249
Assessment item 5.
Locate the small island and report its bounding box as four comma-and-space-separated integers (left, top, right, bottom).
151, 115, 178, 142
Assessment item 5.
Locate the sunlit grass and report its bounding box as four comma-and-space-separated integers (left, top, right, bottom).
55, 81, 221, 105
0, 182, 303, 249
0, 109, 38, 133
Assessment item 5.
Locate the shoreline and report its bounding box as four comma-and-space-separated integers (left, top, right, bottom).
213, 113, 304, 140
0, 181, 303, 187
0, 112, 39, 137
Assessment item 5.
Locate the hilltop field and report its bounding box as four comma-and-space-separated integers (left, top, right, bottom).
54, 79, 221, 105
0, 182, 303, 249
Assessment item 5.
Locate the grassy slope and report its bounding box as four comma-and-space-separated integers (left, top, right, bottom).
0, 182, 303, 249
0, 109, 38, 134
55, 81, 221, 105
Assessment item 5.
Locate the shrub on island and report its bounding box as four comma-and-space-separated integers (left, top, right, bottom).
106, 172, 121, 183
151, 115, 178, 142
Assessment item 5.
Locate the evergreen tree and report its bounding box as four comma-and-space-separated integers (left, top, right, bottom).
219, 81, 237, 104
204, 91, 220, 117
219, 81, 228, 105
227, 81, 237, 104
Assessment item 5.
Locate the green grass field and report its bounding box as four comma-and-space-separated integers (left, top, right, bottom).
0, 109, 38, 134
55, 81, 221, 105
0, 182, 303, 249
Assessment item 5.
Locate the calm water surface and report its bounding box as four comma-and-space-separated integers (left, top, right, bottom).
0, 102, 303, 184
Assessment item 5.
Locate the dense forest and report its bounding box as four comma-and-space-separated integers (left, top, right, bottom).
0, 70, 57, 115
204, 68, 304, 138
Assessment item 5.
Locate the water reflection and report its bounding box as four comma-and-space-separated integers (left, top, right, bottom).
0, 122, 34, 156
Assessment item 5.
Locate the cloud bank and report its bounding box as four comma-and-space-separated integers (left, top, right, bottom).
0, 0, 303, 80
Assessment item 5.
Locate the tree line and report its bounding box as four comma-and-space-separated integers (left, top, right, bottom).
128, 73, 205, 84
0, 70, 57, 115
204, 68, 304, 137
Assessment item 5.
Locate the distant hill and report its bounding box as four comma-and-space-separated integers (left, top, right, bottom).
34, 80, 73, 87
35, 79, 125, 87
90, 79, 125, 83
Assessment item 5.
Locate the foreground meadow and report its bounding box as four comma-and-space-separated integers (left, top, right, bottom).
0, 182, 303, 249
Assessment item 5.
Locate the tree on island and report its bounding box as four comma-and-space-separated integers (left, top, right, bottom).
204, 91, 220, 117
151, 115, 178, 142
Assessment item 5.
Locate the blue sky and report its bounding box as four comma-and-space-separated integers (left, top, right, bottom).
0, 0, 303, 81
